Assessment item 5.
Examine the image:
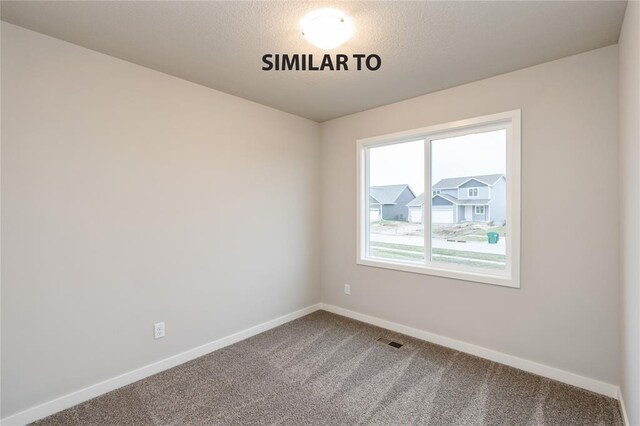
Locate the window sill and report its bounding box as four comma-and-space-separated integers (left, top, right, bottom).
356, 257, 520, 288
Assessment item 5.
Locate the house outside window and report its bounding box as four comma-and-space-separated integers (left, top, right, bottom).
357, 110, 521, 288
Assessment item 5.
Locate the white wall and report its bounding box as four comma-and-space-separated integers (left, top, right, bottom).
619, 0, 640, 424
320, 46, 620, 385
1, 15, 630, 421
1, 23, 320, 417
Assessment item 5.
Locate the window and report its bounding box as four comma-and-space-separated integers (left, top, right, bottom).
357, 110, 521, 288
366, 140, 425, 262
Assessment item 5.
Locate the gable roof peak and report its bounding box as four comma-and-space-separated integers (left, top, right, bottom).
369, 184, 415, 204
433, 174, 504, 189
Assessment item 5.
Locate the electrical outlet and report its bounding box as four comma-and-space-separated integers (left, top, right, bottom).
344, 284, 351, 295
154, 322, 165, 339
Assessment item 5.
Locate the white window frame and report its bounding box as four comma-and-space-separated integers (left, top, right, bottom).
468, 188, 479, 198
356, 110, 521, 288
475, 206, 485, 214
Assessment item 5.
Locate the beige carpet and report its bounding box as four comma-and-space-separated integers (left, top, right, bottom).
34, 310, 622, 425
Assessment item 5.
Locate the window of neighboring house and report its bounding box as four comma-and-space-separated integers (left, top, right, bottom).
357, 110, 521, 288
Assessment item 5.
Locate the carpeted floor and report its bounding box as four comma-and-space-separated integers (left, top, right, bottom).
34, 310, 622, 425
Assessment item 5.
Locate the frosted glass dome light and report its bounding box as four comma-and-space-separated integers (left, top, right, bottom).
301, 9, 354, 50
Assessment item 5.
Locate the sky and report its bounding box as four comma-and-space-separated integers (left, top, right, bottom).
369, 130, 506, 196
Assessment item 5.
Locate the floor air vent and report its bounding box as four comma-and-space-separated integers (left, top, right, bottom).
377, 337, 403, 349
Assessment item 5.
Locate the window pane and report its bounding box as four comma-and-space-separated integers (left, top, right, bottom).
368, 140, 424, 263
430, 130, 506, 270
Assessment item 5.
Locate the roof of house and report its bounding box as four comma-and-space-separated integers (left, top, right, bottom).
434, 193, 458, 204
408, 192, 490, 207
435, 193, 490, 205
432, 174, 504, 189
407, 193, 424, 207
369, 184, 414, 205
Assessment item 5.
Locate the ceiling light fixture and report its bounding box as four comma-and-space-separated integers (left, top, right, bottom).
301, 9, 354, 50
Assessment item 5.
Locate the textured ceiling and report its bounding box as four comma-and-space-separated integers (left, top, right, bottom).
1, 1, 627, 122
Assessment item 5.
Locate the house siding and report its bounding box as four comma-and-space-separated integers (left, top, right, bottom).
432, 196, 454, 206
473, 208, 488, 222
380, 186, 415, 221
458, 183, 490, 200
489, 177, 507, 224
459, 179, 489, 188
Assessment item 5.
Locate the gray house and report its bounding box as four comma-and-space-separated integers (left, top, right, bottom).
407, 174, 506, 224
369, 184, 416, 222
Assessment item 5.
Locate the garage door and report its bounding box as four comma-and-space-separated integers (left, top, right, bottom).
369, 208, 380, 222
432, 207, 454, 224
409, 208, 422, 223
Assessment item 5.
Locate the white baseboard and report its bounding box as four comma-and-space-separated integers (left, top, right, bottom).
1, 303, 322, 426
618, 388, 630, 426
2, 302, 622, 425
319, 303, 619, 399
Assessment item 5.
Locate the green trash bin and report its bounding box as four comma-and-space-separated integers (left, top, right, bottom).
487, 232, 499, 244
